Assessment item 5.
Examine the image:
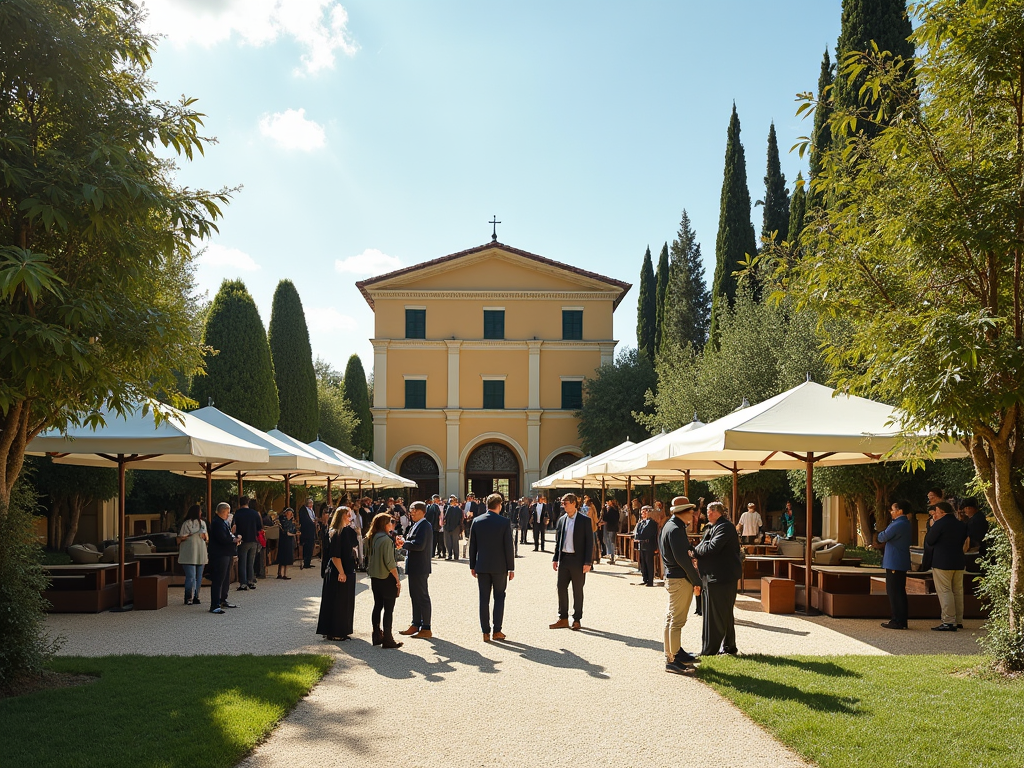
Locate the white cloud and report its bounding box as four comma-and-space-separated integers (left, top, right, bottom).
306, 307, 358, 333
142, 0, 358, 75
335, 248, 402, 276
258, 108, 326, 151
199, 243, 261, 271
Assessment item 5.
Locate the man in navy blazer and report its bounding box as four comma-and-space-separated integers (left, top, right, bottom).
549, 493, 594, 630
694, 502, 742, 657
876, 499, 913, 629
208, 502, 241, 614
469, 493, 516, 641
399, 501, 434, 639
922, 501, 968, 631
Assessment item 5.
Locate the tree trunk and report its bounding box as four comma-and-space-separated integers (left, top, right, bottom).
854, 495, 873, 547
61, 494, 85, 550
47, 499, 64, 550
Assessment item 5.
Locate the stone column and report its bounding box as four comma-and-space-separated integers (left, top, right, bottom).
371, 339, 389, 408
526, 410, 542, 493
527, 340, 542, 410
371, 410, 387, 466
443, 409, 461, 498
445, 339, 461, 408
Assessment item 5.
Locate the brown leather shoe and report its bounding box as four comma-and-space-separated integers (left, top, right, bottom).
491, 631, 507, 641
398, 625, 419, 636
549, 619, 570, 629
412, 629, 433, 639
482, 632, 491, 642
571, 621, 582, 630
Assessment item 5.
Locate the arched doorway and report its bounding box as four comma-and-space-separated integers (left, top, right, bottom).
546, 451, 581, 476
399, 452, 440, 502
465, 442, 520, 501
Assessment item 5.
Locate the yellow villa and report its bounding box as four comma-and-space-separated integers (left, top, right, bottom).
356, 239, 631, 500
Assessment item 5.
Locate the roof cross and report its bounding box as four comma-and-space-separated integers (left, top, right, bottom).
489, 215, 501, 242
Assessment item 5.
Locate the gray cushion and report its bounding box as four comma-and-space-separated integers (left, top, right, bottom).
68, 545, 103, 564
814, 543, 846, 565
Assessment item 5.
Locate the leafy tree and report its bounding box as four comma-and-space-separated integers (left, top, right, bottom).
771, 1, 1024, 670
0, 0, 228, 510
709, 469, 790, 519
710, 105, 757, 344
788, 173, 807, 248
660, 210, 711, 356
31, 457, 119, 549
314, 358, 357, 453
636, 246, 656, 358
268, 280, 318, 441
125, 470, 229, 528
191, 280, 280, 430
343, 354, 373, 458
654, 242, 670, 352
807, 50, 834, 208
759, 123, 790, 247
576, 347, 656, 455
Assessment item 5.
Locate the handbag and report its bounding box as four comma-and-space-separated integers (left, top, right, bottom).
257, 530, 267, 548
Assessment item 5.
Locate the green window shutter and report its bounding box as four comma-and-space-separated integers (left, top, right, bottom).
483, 380, 505, 409
562, 310, 583, 340
405, 379, 426, 409
483, 310, 505, 340
561, 380, 583, 410
405, 309, 426, 339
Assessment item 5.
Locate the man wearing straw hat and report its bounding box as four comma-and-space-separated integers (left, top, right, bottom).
660, 496, 702, 673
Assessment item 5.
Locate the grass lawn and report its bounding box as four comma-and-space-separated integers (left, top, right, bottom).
0, 654, 333, 768
698, 654, 1022, 768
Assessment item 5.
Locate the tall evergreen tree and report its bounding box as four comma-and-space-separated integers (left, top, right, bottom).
191, 280, 280, 430
808, 49, 834, 208
833, 0, 914, 142
788, 173, 807, 248
660, 210, 711, 356
343, 354, 373, 458
268, 280, 319, 441
636, 246, 657, 358
709, 104, 757, 344
654, 242, 670, 352
760, 122, 790, 247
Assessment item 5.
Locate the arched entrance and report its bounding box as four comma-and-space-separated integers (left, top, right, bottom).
546, 451, 581, 476
465, 442, 520, 501
399, 452, 440, 501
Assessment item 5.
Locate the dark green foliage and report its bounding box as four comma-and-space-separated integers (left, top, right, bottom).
125, 471, 230, 525
191, 280, 280, 431
788, 173, 807, 248
30, 457, 119, 549
710, 105, 757, 344
576, 347, 656, 455
636, 246, 657, 358
268, 280, 319, 442
708, 469, 790, 518
0, 476, 59, 687
315, 358, 357, 453
654, 243, 670, 352
978, 526, 1024, 672
660, 210, 711, 356
808, 49, 834, 208
343, 355, 373, 459
760, 123, 790, 247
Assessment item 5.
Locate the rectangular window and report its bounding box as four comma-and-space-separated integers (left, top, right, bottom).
483, 309, 505, 340
483, 380, 505, 409
405, 308, 426, 339
405, 379, 426, 409
561, 380, 583, 410
562, 309, 583, 340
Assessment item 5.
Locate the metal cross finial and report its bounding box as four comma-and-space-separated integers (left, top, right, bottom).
489, 215, 501, 242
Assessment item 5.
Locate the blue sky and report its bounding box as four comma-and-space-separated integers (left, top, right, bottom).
143, 0, 842, 372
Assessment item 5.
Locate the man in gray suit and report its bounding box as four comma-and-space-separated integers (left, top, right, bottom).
398, 501, 434, 639
442, 495, 464, 561
469, 493, 516, 642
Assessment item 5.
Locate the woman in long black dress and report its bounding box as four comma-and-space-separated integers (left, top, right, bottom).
277, 508, 297, 579
317, 507, 358, 641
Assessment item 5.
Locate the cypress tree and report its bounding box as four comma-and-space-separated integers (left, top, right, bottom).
636, 246, 656, 358
191, 279, 280, 430
788, 173, 807, 248
660, 209, 711, 357
268, 279, 319, 442
833, 0, 914, 142
654, 242, 670, 352
343, 354, 373, 458
808, 49, 834, 208
760, 122, 790, 247
709, 104, 756, 344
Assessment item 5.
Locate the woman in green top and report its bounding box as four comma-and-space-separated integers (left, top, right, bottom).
366, 511, 403, 649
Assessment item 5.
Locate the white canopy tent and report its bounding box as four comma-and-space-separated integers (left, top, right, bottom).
603, 380, 968, 610
268, 431, 389, 503
28, 403, 269, 609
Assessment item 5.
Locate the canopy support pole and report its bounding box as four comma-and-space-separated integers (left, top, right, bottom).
732, 462, 739, 520
683, 469, 690, 500
205, 464, 213, 522
117, 455, 128, 610
600, 478, 606, 512
284, 474, 292, 510
236, 471, 244, 511
650, 476, 655, 509
804, 455, 815, 614
327, 477, 333, 506
625, 477, 632, 534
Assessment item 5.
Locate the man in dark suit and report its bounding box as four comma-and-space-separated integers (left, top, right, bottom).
517, 497, 532, 546
425, 494, 445, 558
469, 493, 516, 642
298, 497, 317, 570
399, 501, 434, 639
923, 500, 969, 631
442, 495, 464, 561
694, 501, 743, 657
209, 502, 241, 614
549, 493, 594, 630
531, 495, 550, 551
633, 505, 659, 587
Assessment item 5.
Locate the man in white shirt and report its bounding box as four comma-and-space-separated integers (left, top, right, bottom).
549, 494, 593, 630
736, 503, 763, 545
531, 495, 549, 552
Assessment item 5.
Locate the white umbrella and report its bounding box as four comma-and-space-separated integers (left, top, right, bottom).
268, 431, 385, 504
532, 453, 591, 490
28, 402, 269, 609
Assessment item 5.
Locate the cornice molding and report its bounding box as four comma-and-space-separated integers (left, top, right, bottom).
369, 290, 617, 303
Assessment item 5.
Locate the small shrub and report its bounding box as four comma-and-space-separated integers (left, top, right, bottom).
977, 525, 1024, 673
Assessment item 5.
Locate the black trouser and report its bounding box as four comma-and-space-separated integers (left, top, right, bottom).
886, 569, 908, 626
556, 561, 586, 621
407, 573, 432, 629
209, 554, 232, 609
477, 572, 508, 633
371, 576, 398, 633
639, 546, 656, 585
301, 527, 316, 567
700, 579, 738, 656
434, 529, 446, 557
533, 523, 546, 550
519, 522, 530, 544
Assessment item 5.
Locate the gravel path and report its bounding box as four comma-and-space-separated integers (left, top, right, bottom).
46, 536, 985, 768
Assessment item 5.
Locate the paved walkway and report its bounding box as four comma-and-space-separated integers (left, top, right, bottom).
47, 536, 985, 768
